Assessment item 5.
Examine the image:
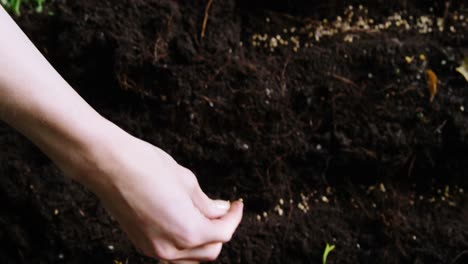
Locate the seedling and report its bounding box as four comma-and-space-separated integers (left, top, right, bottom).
1, 0, 45, 16
322, 243, 335, 264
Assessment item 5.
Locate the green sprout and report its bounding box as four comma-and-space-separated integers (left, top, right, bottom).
1, 0, 45, 16
322, 243, 336, 264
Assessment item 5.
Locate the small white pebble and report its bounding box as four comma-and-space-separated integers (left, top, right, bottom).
209, 101, 214, 107
379, 183, 386, 193
316, 144, 322, 150
368, 73, 373, 79
262, 212, 268, 218
269, 37, 278, 48
460, 106, 464, 112
298, 203, 305, 211
256, 214, 261, 221
356, 243, 361, 249
321, 196, 329, 203
412, 235, 417, 240
58, 253, 64, 260
266, 17, 270, 23
279, 198, 284, 205
275, 205, 284, 216
54, 209, 59, 216
242, 143, 249, 150
108, 245, 114, 250
441, 60, 446, 65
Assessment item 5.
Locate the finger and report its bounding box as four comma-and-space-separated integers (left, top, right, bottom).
169, 261, 199, 264
157, 242, 222, 262
201, 200, 243, 243
173, 242, 222, 262
160, 261, 198, 264
191, 185, 231, 219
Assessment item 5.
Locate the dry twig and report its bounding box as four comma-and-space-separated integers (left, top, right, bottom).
201, 0, 214, 39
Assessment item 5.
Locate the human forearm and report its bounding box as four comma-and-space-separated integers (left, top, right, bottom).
0, 6, 128, 184
0, 6, 243, 262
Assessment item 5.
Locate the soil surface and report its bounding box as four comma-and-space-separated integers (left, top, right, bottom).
1, 0, 468, 263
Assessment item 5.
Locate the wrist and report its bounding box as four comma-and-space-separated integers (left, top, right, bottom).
43, 114, 134, 190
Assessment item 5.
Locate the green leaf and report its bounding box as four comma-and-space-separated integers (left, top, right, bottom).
12, 0, 21, 16
456, 57, 468, 82
322, 243, 336, 264
1, 0, 45, 16
35, 0, 44, 13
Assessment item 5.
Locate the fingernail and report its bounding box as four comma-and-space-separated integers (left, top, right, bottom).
214, 200, 231, 210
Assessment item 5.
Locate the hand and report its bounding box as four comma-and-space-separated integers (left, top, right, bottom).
63, 133, 244, 262
0, 6, 243, 262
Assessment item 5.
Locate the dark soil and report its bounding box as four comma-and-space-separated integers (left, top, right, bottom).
1, 0, 467, 263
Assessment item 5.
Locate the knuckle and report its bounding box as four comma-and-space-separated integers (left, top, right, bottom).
152, 242, 177, 260
180, 166, 196, 179
180, 166, 194, 176
206, 243, 223, 261
176, 224, 201, 248
180, 168, 199, 188
220, 230, 234, 243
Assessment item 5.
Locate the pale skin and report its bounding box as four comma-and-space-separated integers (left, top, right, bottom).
0, 6, 243, 263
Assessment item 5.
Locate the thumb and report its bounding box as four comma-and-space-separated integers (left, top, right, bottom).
191, 185, 231, 219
